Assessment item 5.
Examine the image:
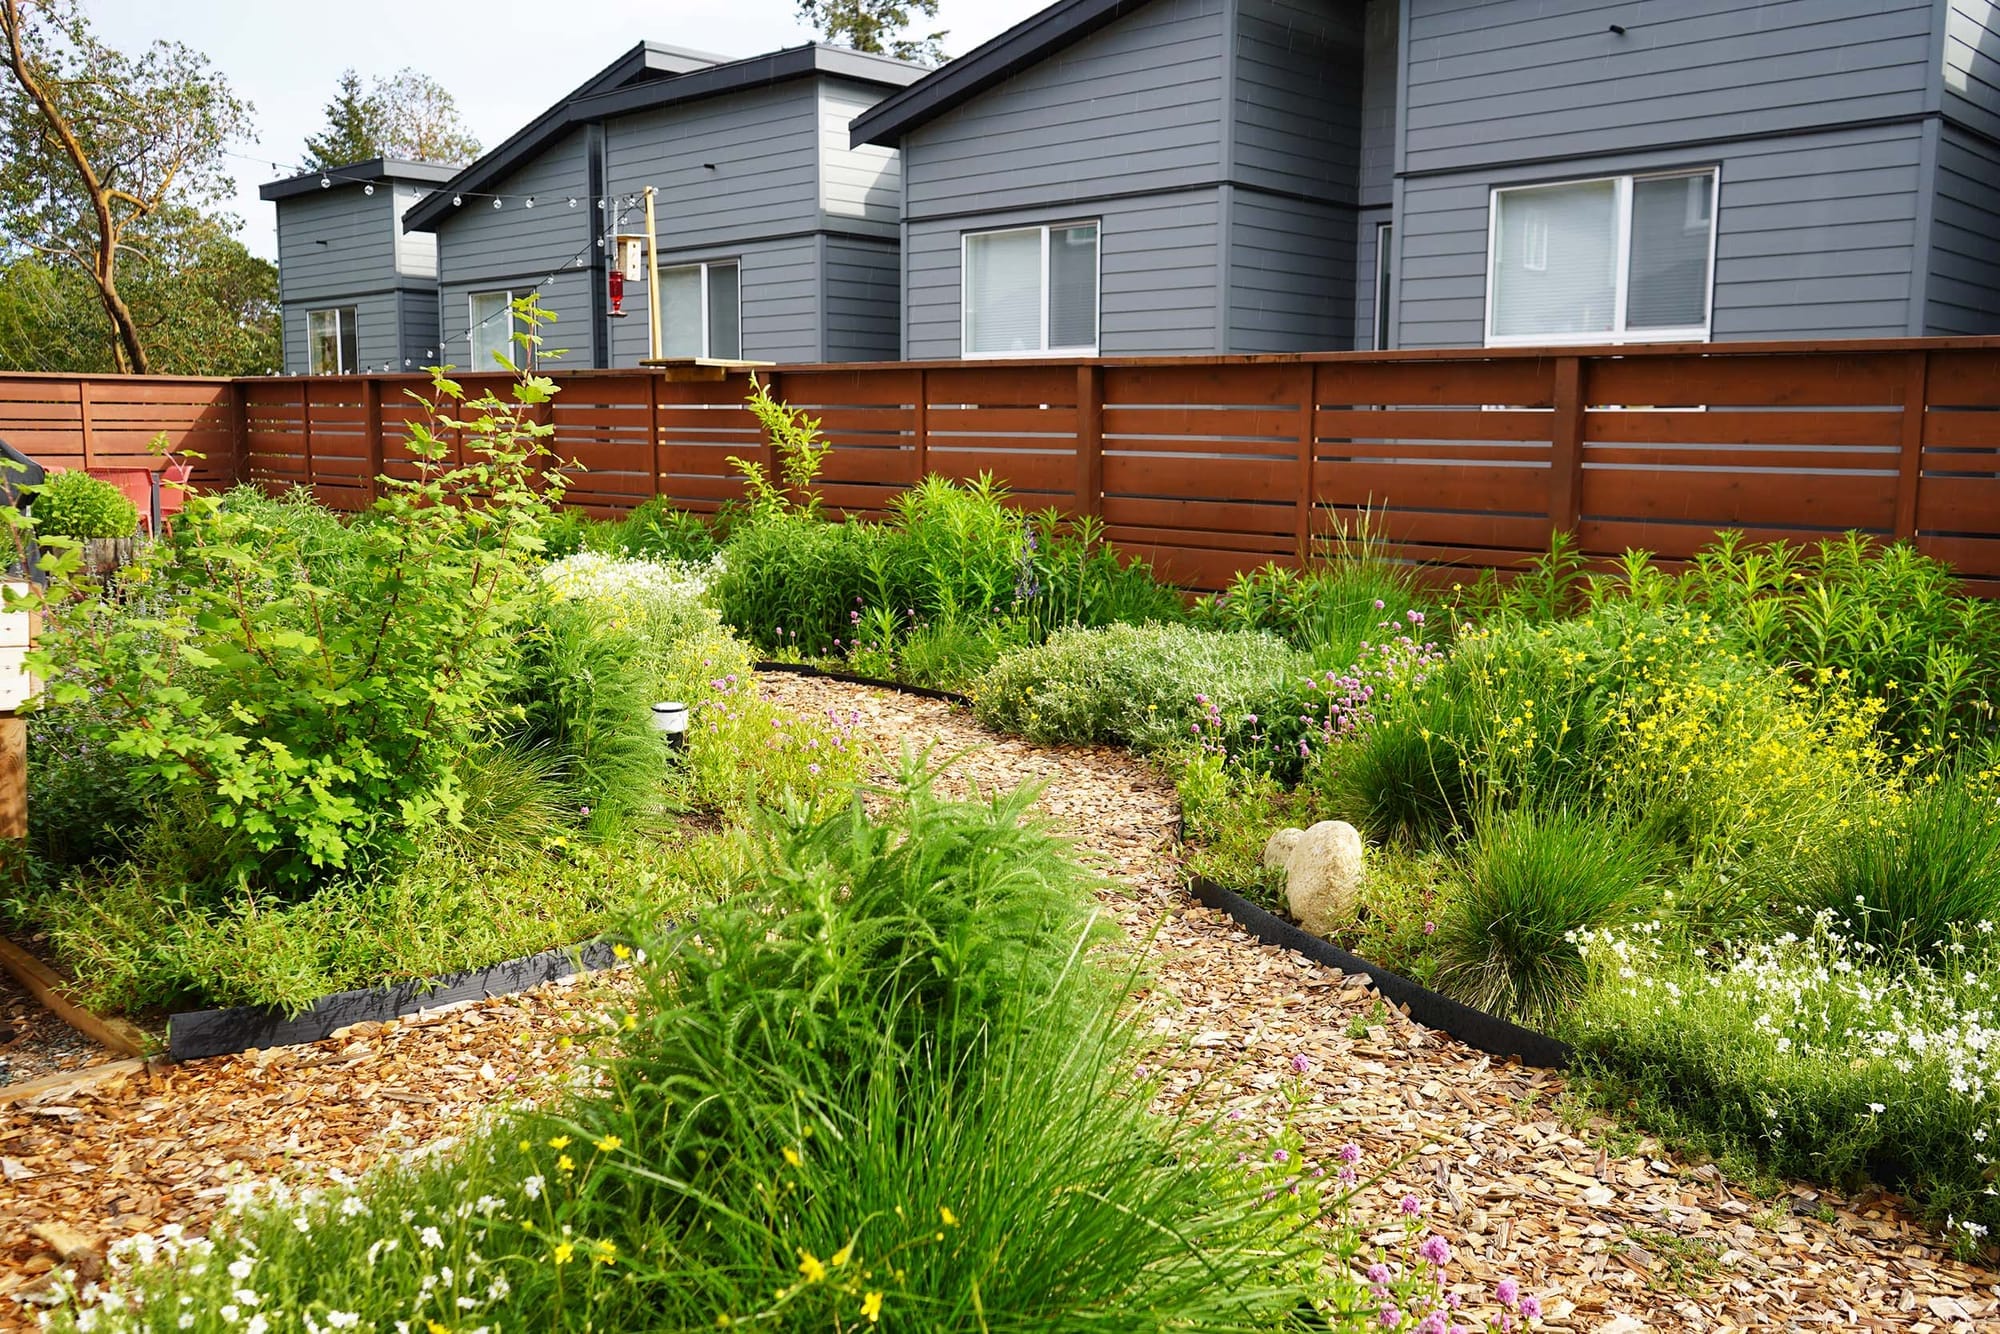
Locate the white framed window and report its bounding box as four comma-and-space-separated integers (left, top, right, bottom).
962, 222, 1099, 357
307, 307, 357, 375
1485, 168, 1717, 346
1374, 222, 1393, 350
468, 290, 520, 370
659, 260, 742, 360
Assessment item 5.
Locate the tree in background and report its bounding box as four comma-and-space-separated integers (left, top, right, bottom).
0, 207, 279, 376
0, 0, 249, 374
301, 66, 480, 169
796, 0, 946, 65
302, 68, 374, 169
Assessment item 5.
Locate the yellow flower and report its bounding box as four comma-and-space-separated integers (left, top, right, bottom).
782, 1146, 803, 1168
593, 1239, 618, 1266
558, 1154, 575, 1173
861, 1291, 884, 1323
553, 1241, 575, 1265
798, 1250, 828, 1283
612, 943, 632, 960
832, 1242, 854, 1268
595, 1135, 623, 1153
427, 1322, 450, 1334
548, 1136, 572, 1150
939, 1205, 958, 1227
622, 1013, 638, 1031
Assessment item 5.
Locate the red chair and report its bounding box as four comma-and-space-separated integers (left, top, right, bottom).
157, 461, 193, 533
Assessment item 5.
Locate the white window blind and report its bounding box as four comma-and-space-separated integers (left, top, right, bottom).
659, 261, 741, 359
963, 223, 1098, 357
307, 307, 355, 375
468, 291, 513, 369
1487, 169, 1716, 345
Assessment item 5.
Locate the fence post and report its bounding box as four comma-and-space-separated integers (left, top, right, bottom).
1075, 362, 1103, 519
911, 367, 928, 486
1295, 363, 1316, 561
646, 372, 663, 502
299, 381, 315, 499
1894, 350, 1928, 542
363, 377, 384, 502
226, 380, 249, 487
1547, 355, 1585, 537
77, 381, 94, 469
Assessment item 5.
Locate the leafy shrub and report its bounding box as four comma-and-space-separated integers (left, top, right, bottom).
616, 495, 718, 564
1790, 781, 2000, 959
1013, 511, 1186, 639
1192, 557, 1428, 663
31, 469, 138, 539
1434, 806, 1663, 1026
975, 622, 1309, 755
1571, 919, 2000, 1244
34, 357, 566, 890
25, 688, 147, 871
712, 513, 897, 654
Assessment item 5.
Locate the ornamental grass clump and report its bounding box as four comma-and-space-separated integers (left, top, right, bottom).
54, 770, 1388, 1332
1434, 805, 1664, 1026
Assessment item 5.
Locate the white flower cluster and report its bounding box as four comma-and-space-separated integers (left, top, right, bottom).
540, 550, 718, 611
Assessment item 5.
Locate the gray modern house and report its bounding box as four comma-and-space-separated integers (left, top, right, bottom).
259, 159, 459, 375
852, 0, 2000, 357
399, 41, 922, 371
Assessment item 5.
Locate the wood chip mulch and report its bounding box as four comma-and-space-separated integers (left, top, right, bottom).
0, 967, 110, 1090
759, 672, 2000, 1334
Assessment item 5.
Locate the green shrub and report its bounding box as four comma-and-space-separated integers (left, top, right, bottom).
31, 469, 138, 539
1014, 511, 1186, 639
1192, 558, 1428, 663
974, 622, 1309, 756
1434, 806, 1663, 1026
35, 349, 566, 891
1790, 781, 2000, 959
616, 495, 718, 564
24, 689, 147, 871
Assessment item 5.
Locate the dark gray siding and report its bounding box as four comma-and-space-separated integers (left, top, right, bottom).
820, 78, 901, 236
274, 187, 398, 305
1927, 121, 2000, 333
824, 236, 901, 360
899, 0, 1227, 219
1358, 0, 1398, 206
1394, 122, 1929, 347
904, 191, 1223, 359
608, 236, 822, 366
434, 127, 598, 368
398, 289, 442, 367
1231, 0, 1363, 202
606, 81, 822, 250
1402, 0, 1936, 177
1228, 191, 1354, 351
1944, 2, 2000, 143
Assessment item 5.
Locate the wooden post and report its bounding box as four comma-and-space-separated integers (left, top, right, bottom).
1075, 362, 1103, 519
1547, 355, 1586, 537
225, 380, 249, 488
646, 372, 663, 501
0, 715, 21, 844
1893, 350, 1928, 541
299, 381, 315, 498
911, 367, 928, 486
77, 380, 94, 469
363, 377, 385, 502
1295, 363, 1317, 561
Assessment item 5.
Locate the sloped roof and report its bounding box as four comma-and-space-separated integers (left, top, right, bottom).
849, 0, 1158, 147
402, 42, 926, 234
258, 158, 459, 201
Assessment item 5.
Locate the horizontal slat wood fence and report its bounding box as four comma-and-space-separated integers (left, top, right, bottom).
0, 375, 241, 490
6, 336, 2000, 593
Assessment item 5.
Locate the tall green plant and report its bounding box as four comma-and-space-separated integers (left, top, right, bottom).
33, 300, 566, 889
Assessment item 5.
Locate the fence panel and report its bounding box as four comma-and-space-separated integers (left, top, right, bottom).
13, 337, 2000, 591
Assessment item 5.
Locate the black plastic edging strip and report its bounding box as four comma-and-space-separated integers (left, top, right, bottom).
1188, 877, 1572, 1070
752, 660, 973, 707
166, 940, 622, 1063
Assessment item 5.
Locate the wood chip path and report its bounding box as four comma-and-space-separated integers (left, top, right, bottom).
1, 670, 1994, 1332
763, 674, 2000, 1334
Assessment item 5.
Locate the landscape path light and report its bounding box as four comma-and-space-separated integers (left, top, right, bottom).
651, 700, 690, 752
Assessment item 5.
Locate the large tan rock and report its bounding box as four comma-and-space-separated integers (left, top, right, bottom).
1283, 820, 1365, 936
1261, 827, 1303, 872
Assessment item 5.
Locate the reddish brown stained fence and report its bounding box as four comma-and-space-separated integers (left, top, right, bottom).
5, 337, 2000, 593
0, 375, 240, 491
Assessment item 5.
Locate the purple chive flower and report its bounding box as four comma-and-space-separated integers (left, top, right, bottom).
1495, 1279, 1518, 1307
1518, 1296, 1541, 1320
1365, 1263, 1391, 1286
1417, 1235, 1452, 1267
1338, 1166, 1357, 1184
1400, 1194, 1423, 1216
1272, 1149, 1290, 1163
1338, 1142, 1362, 1165
1423, 920, 1438, 936
1289, 1053, 1311, 1074
1377, 1308, 1401, 1329
1373, 599, 1386, 610
1417, 1315, 1449, 1334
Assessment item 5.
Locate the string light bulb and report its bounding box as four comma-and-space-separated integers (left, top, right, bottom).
452, 195, 462, 206
363, 183, 375, 195
524, 196, 535, 208
320, 175, 331, 189
567, 197, 578, 208
492, 197, 502, 209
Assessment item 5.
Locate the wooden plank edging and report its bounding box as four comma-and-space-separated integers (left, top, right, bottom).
0, 935, 151, 1058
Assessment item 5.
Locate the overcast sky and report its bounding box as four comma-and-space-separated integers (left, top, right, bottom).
82, 0, 1050, 260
